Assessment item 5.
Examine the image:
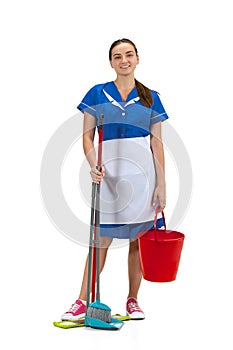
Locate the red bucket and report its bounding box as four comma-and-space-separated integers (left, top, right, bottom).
138, 210, 185, 282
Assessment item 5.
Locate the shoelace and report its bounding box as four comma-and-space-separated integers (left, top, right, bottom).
68, 302, 81, 313
128, 302, 141, 312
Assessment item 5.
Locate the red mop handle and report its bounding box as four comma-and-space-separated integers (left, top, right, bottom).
91, 114, 104, 302
97, 114, 104, 169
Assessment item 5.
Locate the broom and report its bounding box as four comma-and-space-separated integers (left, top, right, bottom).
85, 114, 112, 325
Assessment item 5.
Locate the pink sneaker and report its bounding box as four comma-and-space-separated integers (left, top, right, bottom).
126, 297, 145, 320
61, 299, 86, 321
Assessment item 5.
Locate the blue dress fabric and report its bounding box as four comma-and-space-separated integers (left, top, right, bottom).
78, 81, 168, 239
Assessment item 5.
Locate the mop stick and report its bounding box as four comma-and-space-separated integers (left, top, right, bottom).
90, 114, 104, 303
86, 181, 97, 309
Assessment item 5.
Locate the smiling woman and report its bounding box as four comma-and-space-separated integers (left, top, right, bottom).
61, 38, 169, 322
109, 38, 153, 107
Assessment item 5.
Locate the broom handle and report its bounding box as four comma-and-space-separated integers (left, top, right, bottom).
91, 114, 104, 302
95, 174, 101, 301
95, 114, 104, 301
86, 181, 97, 309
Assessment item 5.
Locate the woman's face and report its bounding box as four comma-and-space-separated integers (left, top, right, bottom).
110, 42, 139, 76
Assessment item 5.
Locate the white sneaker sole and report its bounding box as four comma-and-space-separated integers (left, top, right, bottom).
126, 311, 145, 320
61, 312, 86, 321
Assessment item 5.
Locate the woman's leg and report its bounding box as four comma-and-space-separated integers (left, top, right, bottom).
127, 239, 142, 299
78, 236, 113, 300
126, 239, 145, 319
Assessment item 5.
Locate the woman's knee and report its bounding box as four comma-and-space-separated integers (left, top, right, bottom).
100, 236, 113, 249
129, 238, 139, 251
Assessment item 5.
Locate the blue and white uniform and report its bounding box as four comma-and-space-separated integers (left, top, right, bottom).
78, 81, 168, 239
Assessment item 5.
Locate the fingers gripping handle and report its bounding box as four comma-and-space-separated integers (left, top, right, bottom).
154, 206, 167, 230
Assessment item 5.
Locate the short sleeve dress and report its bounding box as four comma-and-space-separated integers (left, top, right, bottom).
77, 81, 168, 239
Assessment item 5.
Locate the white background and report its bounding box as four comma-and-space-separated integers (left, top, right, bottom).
1, 0, 232, 349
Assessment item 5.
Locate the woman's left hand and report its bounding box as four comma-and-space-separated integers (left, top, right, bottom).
152, 185, 166, 210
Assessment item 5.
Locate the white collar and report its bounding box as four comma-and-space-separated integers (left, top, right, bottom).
103, 89, 140, 111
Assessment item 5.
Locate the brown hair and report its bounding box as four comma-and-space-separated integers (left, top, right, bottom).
109, 38, 153, 108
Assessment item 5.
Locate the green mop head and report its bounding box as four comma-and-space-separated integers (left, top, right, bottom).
53, 319, 85, 328
86, 300, 111, 323
53, 315, 130, 329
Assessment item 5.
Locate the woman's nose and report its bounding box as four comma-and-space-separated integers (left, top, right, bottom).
121, 55, 128, 63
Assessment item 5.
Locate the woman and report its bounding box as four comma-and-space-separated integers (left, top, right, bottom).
61, 38, 168, 321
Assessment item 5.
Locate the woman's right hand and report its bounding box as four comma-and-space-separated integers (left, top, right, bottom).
90, 166, 105, 184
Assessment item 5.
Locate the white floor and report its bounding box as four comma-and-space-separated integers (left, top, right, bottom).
1, 228, 232, 350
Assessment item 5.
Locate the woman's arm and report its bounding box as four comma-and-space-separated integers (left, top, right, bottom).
150, 122, 166, 209
83, 112, 104, 183
83, 112, 97, 168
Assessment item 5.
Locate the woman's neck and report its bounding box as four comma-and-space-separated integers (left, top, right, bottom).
114, 76, 135, 91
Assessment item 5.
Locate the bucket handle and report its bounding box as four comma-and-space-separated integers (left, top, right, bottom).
154, 207, 167, 237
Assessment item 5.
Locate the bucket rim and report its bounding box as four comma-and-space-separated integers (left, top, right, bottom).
138, 229, 185, 242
